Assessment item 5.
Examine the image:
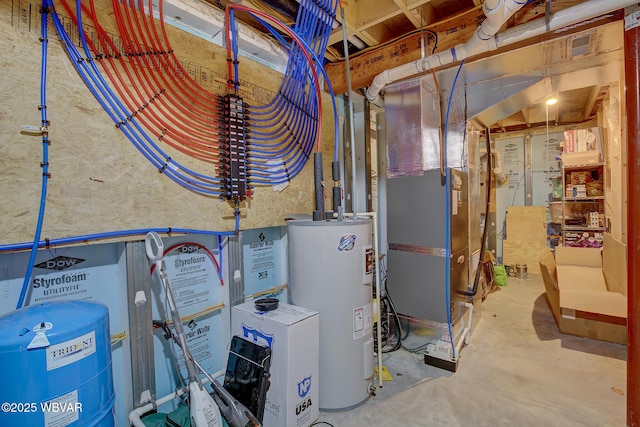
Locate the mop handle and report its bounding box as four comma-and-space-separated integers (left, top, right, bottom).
145, 232, 203, 387
145, 231, 164, 263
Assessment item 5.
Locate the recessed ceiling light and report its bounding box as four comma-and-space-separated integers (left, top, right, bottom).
546, 98, 558, 106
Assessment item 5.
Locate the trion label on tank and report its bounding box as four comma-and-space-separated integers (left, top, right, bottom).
46, 331, 96, 371
43, 389, 80, 427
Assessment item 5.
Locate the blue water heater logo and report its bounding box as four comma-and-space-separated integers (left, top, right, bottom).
337, 234, 356, 252
297, 376, 312, 398
241, 324, 274, 348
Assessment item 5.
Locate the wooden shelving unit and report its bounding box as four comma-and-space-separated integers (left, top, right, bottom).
561, 163, 606, 247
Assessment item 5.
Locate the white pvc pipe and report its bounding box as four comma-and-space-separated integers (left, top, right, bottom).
465, 0, 524, 57
492, 149, 509, 186
366, 0, 637, 105
463, 302, 474, 345
454, 302, 475, 357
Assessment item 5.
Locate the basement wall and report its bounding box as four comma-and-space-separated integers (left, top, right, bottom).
0, 0, 334, 246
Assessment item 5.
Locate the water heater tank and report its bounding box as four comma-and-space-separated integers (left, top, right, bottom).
288, 219, 374, 411
0, 300, 115, 425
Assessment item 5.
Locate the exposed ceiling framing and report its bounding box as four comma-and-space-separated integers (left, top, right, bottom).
196, 0, 626, 132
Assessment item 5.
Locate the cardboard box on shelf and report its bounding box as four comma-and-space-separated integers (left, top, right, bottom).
562, 127, 603, 165
563, 130, 576, 153
232, 302, 319, 427
576, 128, 588, 152
538, 233, 627, 344
562, 151, 602, 166
570, 171, 593, 185
563, 127, 602, 154
564, 230, 604, 248
549, 201, 563, 223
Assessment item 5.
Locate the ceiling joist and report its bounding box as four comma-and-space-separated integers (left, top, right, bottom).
583, 84, 603, 121
323, 0, 617, 94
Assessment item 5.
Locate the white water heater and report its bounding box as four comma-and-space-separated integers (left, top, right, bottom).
287, 219, 374, 411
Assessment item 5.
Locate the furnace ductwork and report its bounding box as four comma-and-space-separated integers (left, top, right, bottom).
365, 0, 638, 106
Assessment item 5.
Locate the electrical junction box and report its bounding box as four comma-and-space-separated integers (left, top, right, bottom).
232, 301, 319, 427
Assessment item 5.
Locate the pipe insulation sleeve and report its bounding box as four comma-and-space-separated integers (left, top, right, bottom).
332, 186, 341, 213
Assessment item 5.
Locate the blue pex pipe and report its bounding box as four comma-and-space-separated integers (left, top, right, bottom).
17, 2, 52, 310
234, 1, 338, 186
1, 228, 235, 254
443, 58, 466, 359
250, 14, 340, 163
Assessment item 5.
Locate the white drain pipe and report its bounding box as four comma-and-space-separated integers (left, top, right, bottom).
365, 0, 637, 105
457, 0, 527, 60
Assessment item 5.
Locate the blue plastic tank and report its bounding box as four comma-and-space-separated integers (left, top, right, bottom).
0, 300, 115, 425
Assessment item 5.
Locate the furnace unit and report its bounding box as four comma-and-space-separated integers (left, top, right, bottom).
386, 168, 471, 370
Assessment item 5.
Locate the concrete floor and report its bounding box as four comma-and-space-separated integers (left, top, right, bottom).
316, 274, 627, 427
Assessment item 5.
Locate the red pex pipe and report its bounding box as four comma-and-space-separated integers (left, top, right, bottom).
153, 0, 223, 109
127, 0, 222, 116
60, 0, 221, 161
94, 4, 221, 157
112, 1, 220, 128
106, 1, 225, 150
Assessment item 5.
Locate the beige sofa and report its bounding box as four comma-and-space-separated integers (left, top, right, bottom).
538, 233, 627, 344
